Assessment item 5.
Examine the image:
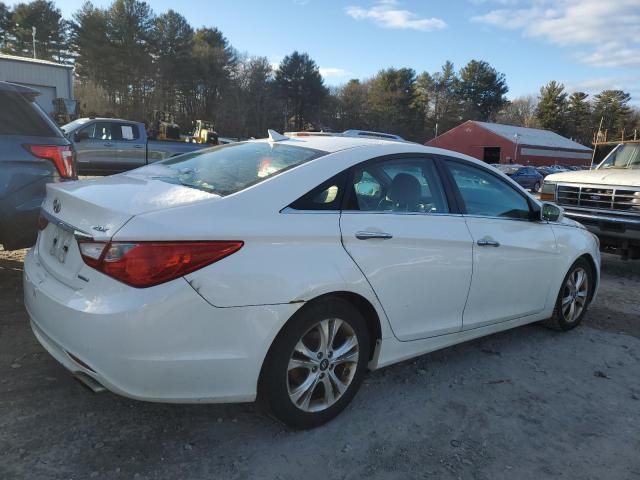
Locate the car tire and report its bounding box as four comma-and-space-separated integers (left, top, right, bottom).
532, 182, 540, 193
259, 297, 370, 429
541, 258, 594, 331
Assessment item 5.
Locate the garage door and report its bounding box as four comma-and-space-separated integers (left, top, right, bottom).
21, 84, 57, 114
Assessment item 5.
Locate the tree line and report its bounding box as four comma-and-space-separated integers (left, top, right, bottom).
1, 0, 638, 143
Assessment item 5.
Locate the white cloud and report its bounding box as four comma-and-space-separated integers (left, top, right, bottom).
471, 0, 640, 68
563, 76, 640, 103
346, 0, 447, 31
319, 67, 350, 78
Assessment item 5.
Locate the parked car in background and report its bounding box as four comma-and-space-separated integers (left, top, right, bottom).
25, 132, 599, 429
495, 164, 543, 192
542, 142, 640, 259
536, 166, 555, 178
61, 118, 211, 175
0, 81, 75, 251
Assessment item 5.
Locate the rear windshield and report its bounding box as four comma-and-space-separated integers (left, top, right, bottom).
0, 92, 60, 137
495, 165, 521, 174
155, 141, 326, 195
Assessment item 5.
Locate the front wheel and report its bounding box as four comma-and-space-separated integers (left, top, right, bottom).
542, 258, 593, 331
259, 297, 370, 429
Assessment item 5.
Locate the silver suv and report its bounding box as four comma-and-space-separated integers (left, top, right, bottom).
0, 81, 75, 250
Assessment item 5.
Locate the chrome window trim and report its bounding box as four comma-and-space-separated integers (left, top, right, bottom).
41, 209, 94, 240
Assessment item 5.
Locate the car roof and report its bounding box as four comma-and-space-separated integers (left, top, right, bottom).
0, 81, 39, 95
253, 134, 418, 154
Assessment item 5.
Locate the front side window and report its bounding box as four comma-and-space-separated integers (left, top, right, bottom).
80, 122, 113, 140
154, 141, 326, 196
448, 161, 531, 220
347, 157, 448, 213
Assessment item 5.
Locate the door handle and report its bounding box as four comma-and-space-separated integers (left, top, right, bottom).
356, 231, 393, 240
477, 239, 500, 247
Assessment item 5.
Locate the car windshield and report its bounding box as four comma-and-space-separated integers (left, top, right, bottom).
495, 165, 521, 175
154, 141, 326, 195
598, 144, 640, 170
61, 118, 91, 133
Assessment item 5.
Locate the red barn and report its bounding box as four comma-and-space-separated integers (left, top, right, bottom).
426, 120, 592, 167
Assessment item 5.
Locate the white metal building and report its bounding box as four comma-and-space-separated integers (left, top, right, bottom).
0, 53, 73, 115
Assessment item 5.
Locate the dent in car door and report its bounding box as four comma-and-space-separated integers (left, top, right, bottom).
446, 160, 558, 329
339, 156, 473, 341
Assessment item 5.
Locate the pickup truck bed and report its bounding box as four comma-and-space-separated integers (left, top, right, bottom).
62, 118, 210, 175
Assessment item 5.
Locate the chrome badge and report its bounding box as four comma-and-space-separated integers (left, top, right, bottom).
52, 198, 62, 213
92, 225, 109, 233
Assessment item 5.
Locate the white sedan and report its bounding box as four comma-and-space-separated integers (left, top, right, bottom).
24, 132, 600, 429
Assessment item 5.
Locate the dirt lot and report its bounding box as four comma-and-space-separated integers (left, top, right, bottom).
1, 248, 639, 480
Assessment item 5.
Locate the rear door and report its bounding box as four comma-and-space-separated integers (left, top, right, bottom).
340, 155, 473, 341
443, 159, 558, 329
74, 121, 117, 173
111, 122, 147, 171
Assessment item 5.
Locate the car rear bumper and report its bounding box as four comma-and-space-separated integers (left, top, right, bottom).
23, 247, 299, 403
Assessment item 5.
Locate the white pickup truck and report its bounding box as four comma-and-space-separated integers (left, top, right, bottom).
541, 143, 640, 259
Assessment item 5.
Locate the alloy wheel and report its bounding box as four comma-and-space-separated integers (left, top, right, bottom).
286, 318, 359, 413
561, 267, 589, 323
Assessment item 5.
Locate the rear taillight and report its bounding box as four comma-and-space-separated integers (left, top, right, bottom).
77, 241, 243, 288
25, 144, 75, 179
37, 213, 49, 231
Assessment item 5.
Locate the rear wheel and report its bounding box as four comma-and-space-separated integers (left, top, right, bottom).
542, 258, 593, 331
259, 297, 370, 429
532, 182, 541, 193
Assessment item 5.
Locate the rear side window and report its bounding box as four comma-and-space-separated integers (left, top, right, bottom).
156, 142, 326, 196
113, 123, 140, 141
289, 172, 348, 211
0, 92, 59, 137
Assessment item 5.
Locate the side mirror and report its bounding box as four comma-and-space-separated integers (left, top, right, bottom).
541, 202, 563, 222
74, 131, 88, 142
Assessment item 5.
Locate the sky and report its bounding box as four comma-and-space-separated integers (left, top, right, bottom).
13, 0, 640, 102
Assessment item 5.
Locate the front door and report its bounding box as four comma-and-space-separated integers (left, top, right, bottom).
74, 121, 117, 173
340, 156, 473, 341
444, 160, 558, 329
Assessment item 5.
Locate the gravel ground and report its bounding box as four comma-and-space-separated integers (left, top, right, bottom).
1, 249, 639, 480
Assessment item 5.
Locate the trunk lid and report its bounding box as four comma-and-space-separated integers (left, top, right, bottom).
38, 166, 217, 287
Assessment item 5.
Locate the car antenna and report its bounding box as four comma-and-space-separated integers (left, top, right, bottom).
267, 129, 288, 142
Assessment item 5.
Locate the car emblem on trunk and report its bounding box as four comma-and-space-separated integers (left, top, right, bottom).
92, 225, 109, 233
53, 198, 61, 213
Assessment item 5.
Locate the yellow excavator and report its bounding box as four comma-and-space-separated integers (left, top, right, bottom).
189, 120, 219, 145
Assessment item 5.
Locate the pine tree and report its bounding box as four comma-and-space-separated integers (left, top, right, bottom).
457, 60, 508, 122
275, 51, 327, 131
536, 81, 568, 134
566, 92, 591, 145
592, 90, 632, 138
